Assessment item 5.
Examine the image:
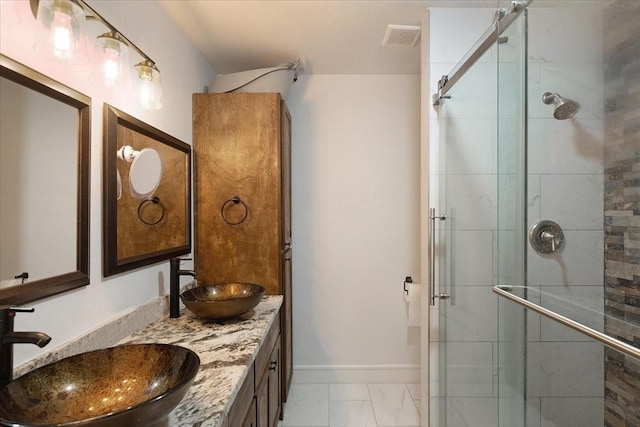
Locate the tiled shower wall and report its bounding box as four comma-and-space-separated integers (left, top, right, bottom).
525, 6, 606, 427
603, 1, 640, 426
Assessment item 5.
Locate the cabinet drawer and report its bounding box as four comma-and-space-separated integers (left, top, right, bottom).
268, 338, 281, 427
256, 369, 269, 427
228, 364, 255, 427
256, 333, 281, 427
255, 311, 280, 378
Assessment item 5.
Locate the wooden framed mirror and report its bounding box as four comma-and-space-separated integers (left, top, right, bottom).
0, 55, 90, 305
103, 105, 191, 276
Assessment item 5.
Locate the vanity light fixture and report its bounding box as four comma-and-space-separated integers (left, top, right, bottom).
30, 0, 163, 109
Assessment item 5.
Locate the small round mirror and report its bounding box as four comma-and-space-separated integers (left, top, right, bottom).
129, 148, 162, 199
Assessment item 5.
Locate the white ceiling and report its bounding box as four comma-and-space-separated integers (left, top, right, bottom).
159, 0, 496, 76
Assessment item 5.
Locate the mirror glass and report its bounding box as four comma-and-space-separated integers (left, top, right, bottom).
0, 55, 90, 305
103, 104, 191, 276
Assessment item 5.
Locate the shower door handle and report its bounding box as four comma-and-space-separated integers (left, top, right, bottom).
429, 208, 448, 306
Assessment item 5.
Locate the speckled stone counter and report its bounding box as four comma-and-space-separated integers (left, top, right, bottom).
119, 296, 283, 427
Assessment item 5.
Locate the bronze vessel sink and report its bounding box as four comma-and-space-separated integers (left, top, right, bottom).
181, 283, 265, 320
0, 343, 200, 427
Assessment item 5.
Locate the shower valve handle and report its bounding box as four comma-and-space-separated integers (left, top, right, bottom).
540, 231, 556, 252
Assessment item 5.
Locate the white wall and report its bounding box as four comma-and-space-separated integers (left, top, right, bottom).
0, 0, 213, 366
286, 74, 421, 382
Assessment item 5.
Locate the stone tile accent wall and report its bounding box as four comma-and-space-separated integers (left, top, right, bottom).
603, 2, 640, 426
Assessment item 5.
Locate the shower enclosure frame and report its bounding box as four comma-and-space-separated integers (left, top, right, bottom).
423, 1, 640, 426
432, 0, 532, 106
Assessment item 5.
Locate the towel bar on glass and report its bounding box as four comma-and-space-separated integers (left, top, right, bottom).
493, 285, 640, 360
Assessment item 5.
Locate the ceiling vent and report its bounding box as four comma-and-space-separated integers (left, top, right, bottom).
382, 25, 421, 47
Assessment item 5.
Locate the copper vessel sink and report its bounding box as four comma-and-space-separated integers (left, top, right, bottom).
181, 283, 265, 320
0, 344, 200, 427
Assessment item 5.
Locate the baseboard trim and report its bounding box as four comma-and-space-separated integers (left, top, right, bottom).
292, 365, 420, 384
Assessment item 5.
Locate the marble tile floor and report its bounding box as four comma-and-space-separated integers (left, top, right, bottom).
278, 383, 421, 427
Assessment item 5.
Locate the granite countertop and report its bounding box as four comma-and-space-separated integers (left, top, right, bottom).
119, 295, 283, 427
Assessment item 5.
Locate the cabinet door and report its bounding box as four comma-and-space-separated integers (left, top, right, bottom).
281, 248, 292, 404
227, 365, 255, 427
280, 101, 292, 246
193, 93, 282, 294
256, 371, 269, 427
268, 339, 282, 427
241, 398, 257, 427
279, 100, 293, 407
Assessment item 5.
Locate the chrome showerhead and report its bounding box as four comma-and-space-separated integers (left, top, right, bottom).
542, 92, 580, 120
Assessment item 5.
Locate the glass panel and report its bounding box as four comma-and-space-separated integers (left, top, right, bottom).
496, 4, 527, 427
430, 39, 499, 427
495, 285, 640, 359
522, 1, 640, 425
498, 290, 638, 426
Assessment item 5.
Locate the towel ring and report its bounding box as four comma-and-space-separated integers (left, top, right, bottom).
138, 196, 165, 226
221, 196, 248, 225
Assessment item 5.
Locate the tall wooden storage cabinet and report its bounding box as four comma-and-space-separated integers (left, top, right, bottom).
193, 93, 292, 408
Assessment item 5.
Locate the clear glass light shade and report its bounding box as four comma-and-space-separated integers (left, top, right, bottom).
35, 0, 89, 63
135, 60, 163, 110
96, 32, 129, 86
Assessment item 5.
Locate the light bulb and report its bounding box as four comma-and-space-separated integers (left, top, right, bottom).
139, 78, 154, 105
103, 56, 119, 85
51, 10, 73, 58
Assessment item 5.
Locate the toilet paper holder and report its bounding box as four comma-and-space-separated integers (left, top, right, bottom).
404, 276, 412, 295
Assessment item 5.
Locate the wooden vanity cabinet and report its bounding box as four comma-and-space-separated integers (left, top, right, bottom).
268, 343, 281, 426
228, 364, 255, 427
257, 336, 281, 427
255, 310, 281, 427
240, 399, 257, 427
225, 310, 281, 427
193, 93, 293, 405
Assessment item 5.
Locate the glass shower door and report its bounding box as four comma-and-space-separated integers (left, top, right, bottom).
430, 45, 500, 427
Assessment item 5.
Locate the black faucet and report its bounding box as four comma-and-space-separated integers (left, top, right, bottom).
169, 257, 196, 318
1, 307, 51, 386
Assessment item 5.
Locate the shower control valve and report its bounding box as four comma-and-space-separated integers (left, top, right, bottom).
529, 220, 564, 254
